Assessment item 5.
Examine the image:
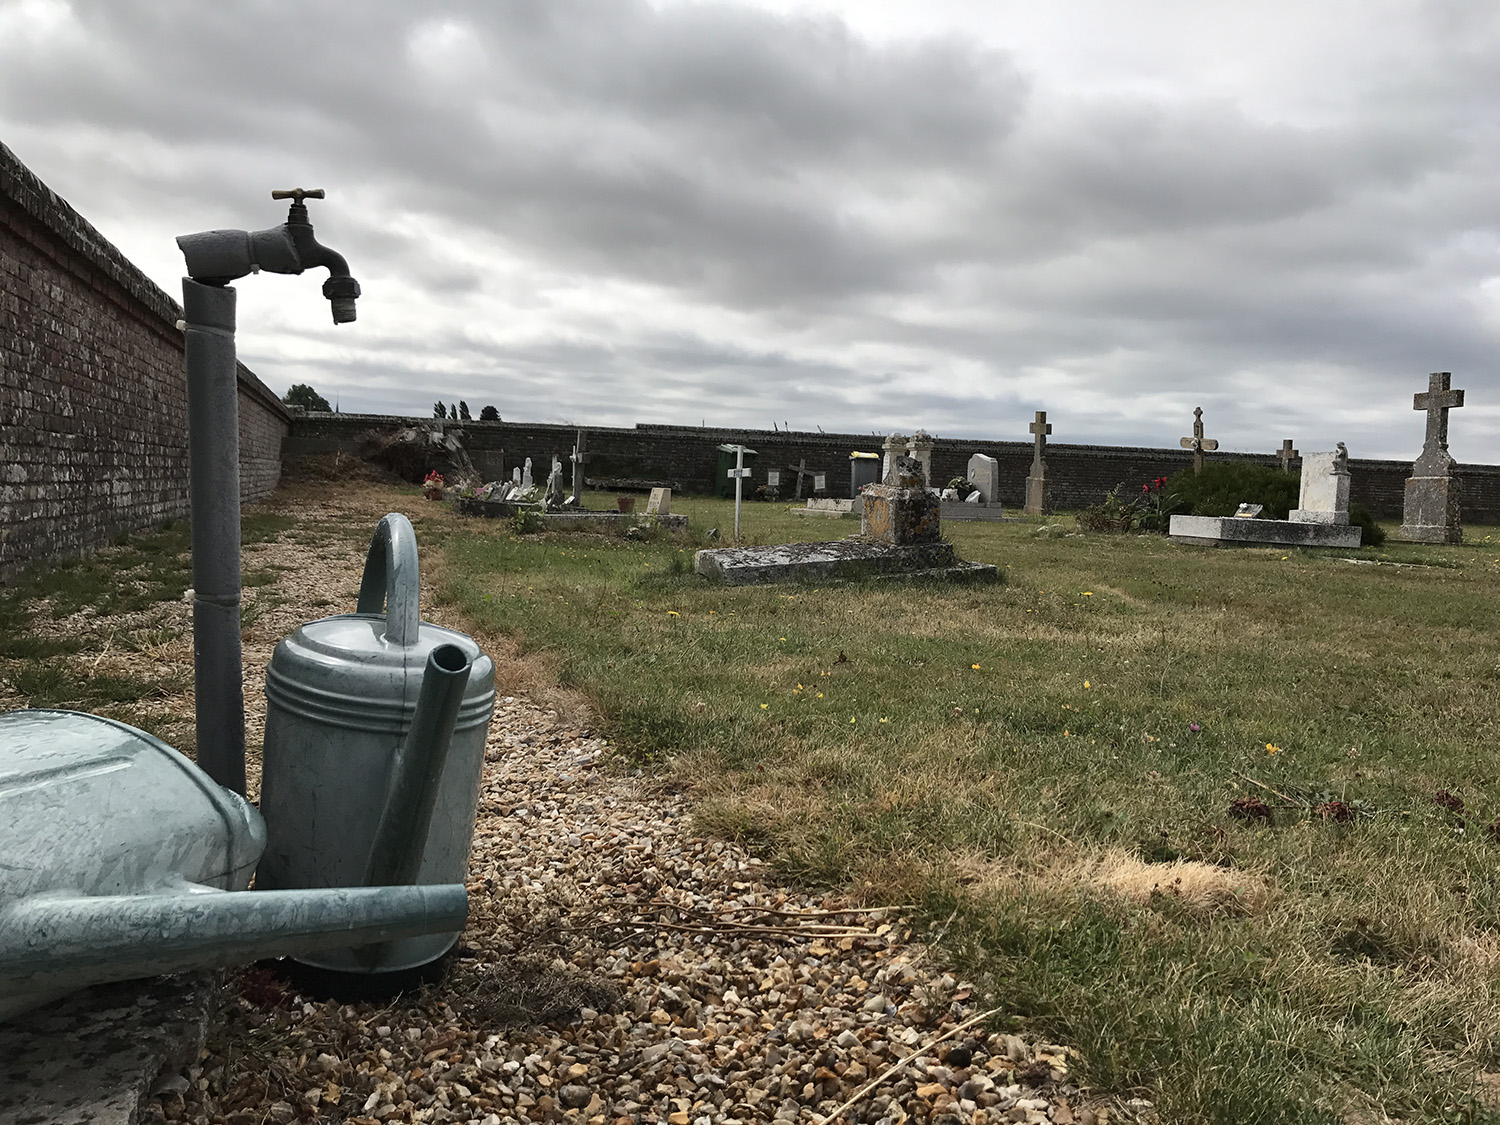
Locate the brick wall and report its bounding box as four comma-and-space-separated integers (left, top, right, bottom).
285, 414, 1500, 523
0, 142, 289, 581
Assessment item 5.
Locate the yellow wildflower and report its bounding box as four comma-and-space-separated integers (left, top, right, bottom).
1266, 743, 1280, 755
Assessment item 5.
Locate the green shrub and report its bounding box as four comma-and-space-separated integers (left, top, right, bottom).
1167, 462, 1300, 519
1349, 502, 1387, 547
511, 508, 545, 535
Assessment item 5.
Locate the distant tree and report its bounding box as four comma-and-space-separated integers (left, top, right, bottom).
433, 401, 446, 418
283, 383, 331, 412
479, 405, 500, 421
449, 404, 458, 420
458, 400, 471, 421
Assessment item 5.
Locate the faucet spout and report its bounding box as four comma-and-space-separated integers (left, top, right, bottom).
282, 201, 361, 324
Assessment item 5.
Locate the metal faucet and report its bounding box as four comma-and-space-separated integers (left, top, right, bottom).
176, 188, 361, 323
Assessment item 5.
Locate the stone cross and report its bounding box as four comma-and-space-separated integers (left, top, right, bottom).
1402, 371, 1466, 543
788, 458, 815, 500
1179, 407, 1219, 473
570, 430, 587, 502
1029, 412, 1051, 474
1413, 371, 1465, 472
1024, 412, 1051, 515
1278, 439, 1298, 472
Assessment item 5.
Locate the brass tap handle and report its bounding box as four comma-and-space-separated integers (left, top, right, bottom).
271, 188, 325, 203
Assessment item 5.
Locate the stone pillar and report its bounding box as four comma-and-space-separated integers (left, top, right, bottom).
881, 433, 908, 483
907, 430, 935, 487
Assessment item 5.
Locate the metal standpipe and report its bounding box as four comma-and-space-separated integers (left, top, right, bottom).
182, 278, 246, 795
177, 188, 361, 795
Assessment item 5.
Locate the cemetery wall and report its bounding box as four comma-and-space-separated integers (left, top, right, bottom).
284, 414, 1500, 524
0, 142, 289, 581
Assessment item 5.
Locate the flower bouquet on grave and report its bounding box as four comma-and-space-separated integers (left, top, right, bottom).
423, 470, 445, 500
947, 477, 980, 501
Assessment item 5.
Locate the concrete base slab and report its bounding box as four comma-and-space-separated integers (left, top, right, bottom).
1169, 514, 1362, 549
794, 499, 854, 518
542, 511, 688, 531
0, 972, 214, 1125
694, 539, 998, 586
455, 499, 687, 530
940, 501, 1017, 522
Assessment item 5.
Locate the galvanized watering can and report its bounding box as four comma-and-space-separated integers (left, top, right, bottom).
257, 512, 495, 974
0, 709, 468, 1022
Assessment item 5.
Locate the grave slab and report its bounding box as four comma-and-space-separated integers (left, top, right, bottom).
1169, 514, 1361, 549
0, 972, 213, 1125
694, 540, 998, 586
940, 500, 1015, 523
793, 498, 855, 518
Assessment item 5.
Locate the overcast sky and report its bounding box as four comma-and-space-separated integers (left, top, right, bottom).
2, 0, 1496, 459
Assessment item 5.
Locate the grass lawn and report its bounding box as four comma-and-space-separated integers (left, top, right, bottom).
438, 494, 1500, 1124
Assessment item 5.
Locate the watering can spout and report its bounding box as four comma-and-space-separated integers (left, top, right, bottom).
363, 643, 473, 888
0, 883, 467, 1021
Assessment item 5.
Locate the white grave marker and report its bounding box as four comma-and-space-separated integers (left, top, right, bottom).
728, 447, 750, 543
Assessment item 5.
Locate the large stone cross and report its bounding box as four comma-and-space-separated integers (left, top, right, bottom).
1413, 371, 1464, 470
1180, 406, 1219, 473
1278, 439, 1298, 472
1029, 411, 1051, 474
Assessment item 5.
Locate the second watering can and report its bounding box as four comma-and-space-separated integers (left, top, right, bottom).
257, 513, 495, 974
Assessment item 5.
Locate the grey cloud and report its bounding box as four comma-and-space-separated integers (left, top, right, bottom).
1, 0, 1497, 457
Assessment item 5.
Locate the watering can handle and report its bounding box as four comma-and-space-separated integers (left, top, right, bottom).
356, 513, 421, 647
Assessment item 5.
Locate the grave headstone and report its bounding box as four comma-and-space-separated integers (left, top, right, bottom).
1180, 407, 1219, 473
511, 467, 521, 486
646, 487, 672, 516
1289, 444, 1351, 525
967, 453, 1000, 504
1024, 411, 1051, 515
862, 456, 940, 545
1278, 439, 1299, 473
521, 457, 533, 489
1401, 371, 1465, 544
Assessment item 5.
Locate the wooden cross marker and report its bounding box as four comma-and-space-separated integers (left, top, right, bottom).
1414, 371, 1464, 457
1179, 406, 1219, 473
1278, 439, 1298, 472
1029, 411, 1052, 473
788, 458, 815, 500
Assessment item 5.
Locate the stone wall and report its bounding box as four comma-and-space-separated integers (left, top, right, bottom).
0, 142, 289, 581
284, 413, 1500, 524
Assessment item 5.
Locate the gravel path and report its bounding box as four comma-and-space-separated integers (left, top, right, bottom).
143, 485, 1126, 1125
